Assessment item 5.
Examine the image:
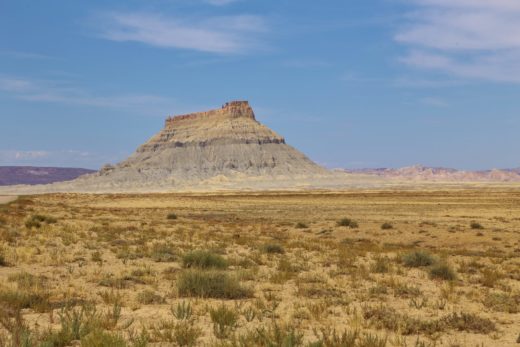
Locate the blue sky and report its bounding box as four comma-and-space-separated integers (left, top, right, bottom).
1, 0, 519, 170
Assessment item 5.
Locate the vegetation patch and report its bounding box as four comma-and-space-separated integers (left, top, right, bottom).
182, 250, 228, 269
177, 270, 251, 299
337, 218, 359, 228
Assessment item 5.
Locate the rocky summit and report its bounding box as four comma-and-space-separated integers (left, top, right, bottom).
72, 101, 326, 189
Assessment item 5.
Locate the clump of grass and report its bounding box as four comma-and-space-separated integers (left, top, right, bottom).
364, 306, 495, 335
0, 251, 8, 267
182, 250, 228, 269
137, 290, 165, 305
25, 214, 57, 229
150, 243, 176, 262
171, 301, 192, 321
167, 213, 178, 220
177, 270, 251, 299
171, 321, 201, 347
429, 263, 457, 281
295, 222, 308, 229
402, 250, 437, 268
228, 323, 304, 346
91, 251, 102, 263
371, 256, 391, 273
209, 304, 238, 339
337, 218, 359, 228
80, 330, 127, 347
262, 244, 285, 254
470, 222, 484, 230
479, 268, 503, 288
0, 289, 50, 312
381, 223, 393, 230
483, 292, 519, 313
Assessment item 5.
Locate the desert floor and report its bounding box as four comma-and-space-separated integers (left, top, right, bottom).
0, 190, 519, 346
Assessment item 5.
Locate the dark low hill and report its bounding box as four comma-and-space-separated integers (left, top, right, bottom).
0, 166, 96, 186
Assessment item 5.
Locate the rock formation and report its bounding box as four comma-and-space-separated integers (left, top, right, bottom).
76, 101, 326, 188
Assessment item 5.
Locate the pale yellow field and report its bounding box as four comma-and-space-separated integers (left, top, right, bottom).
0, 190, 519, 346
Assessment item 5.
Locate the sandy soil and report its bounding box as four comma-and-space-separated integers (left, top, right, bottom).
0, 196, 17, 205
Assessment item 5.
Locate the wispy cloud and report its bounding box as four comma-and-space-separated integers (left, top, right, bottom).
94, 12, 267, 54
396, 0, 520, 82
0, 76, 175, 113
419, 96, 449, 108
204, 0, 240, 6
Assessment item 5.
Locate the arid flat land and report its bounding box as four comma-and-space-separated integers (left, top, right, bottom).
0, 190, 519, 346
0, 196, 17, 205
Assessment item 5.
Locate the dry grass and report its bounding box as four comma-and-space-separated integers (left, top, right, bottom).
0, 190, 519, 346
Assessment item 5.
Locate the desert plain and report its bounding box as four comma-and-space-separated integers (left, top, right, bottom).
0, 188, 520, 346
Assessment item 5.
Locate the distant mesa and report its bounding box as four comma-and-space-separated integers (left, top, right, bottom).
75, 100, 326, 188
343, 164, 520, 182
0, 166, 95, 186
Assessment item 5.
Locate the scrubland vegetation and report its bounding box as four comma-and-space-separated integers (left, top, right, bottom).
0, 190, 519, 346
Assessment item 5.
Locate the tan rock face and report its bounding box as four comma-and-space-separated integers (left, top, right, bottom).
89, 100, 326, 186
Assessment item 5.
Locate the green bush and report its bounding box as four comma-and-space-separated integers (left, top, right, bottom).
81, 330, 127, 347
262, 244, 285, 254
182, 250, 228, 269
209, 304, 238, 339
167, 213, 178, 220
337, 218, 359, 228
0, 252, 8, 267
470, 222, 484, 230
172, 321, 201, 347
137, 290, 165, 305
150, 243, 176, 262
429, 263, 457, 281
295, 222, 308, 229
25, 214, 57, 229
381, 223, 393, 230
402, 251, 436, 268
177, 270, 251, 299
171, 301, 193, 321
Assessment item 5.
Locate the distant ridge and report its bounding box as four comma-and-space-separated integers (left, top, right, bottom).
0, 166, 95, 186
342, 164, 520, 182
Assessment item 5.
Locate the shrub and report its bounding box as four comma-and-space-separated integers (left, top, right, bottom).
167, 213, 178, 220
150, 243, 176, 262
402, 251, 436, 268
137, 290, 165, 305
229, 323, 304, 346
381, 223, 393, 230
371, 256, 390, 274
479, 268, 503, 288
182, 250, 227, 269
172, 321, 201, 347
337, 218, 359, 228
209, 304, 238, 339
470, 222, 484, 230
80, 330, 127, 347
295, 222, 308, 229
0, 252, 8, 267
25, 214, 57, 229
171, 301, 192, 321
177, 270, 251, 299
429, 263, 457, 281
483, 292, 519, 313
0, 288, 50, 312
262, 244, 285, 254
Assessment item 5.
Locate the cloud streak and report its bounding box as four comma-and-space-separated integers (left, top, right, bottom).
95, 12, 267, 54
0, 77, 174, 113
396, 0, 520, 82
